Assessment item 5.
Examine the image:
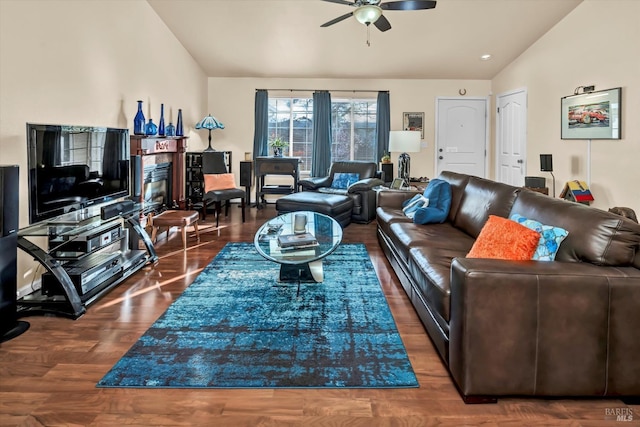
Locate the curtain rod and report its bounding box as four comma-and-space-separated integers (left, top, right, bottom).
257, 89, 388, 93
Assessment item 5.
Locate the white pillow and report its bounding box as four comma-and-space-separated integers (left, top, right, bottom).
402, 196, 429, 219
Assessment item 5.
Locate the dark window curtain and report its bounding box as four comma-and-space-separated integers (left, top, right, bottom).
311, 91, 332, 177
252, 89, 269, 160
102, 132, 122, 180
42, 129, 61, 167
376, 91, 390, 163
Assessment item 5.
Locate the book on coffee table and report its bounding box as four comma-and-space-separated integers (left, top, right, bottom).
278, 232, 317, 248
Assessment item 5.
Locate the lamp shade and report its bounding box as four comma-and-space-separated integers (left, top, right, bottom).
195, 114, 224, 131
353, 5, 382, 25
389, 131, 421, 153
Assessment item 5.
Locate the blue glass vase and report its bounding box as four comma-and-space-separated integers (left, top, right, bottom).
165, 122, 175, 137
158, 104, 165, 136
145, 119, 158, 136
176, 109, 184, 136
133, 100, 146, 135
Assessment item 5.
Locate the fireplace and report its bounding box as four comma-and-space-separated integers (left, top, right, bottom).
143, 162, 172, 214
130, 136, 187, 213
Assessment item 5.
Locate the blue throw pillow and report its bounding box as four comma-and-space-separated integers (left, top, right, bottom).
413, 179, 452, 224
510, 213, 569, 261
331, 172, 360, 189
402, 193, 423, 208
403, 196, 429, 219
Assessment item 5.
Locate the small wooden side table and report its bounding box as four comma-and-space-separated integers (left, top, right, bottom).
148, 210, 200, 250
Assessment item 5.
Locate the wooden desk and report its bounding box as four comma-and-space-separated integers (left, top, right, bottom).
255, 157, 300, 208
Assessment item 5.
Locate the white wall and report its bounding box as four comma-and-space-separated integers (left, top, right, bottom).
0, 0, 208, 293
492, 0, 640, 212
207, 77, 491, 185
0, 0, 209, 228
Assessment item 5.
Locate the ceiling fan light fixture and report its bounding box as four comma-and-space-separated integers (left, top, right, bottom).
353, 5, 382, 25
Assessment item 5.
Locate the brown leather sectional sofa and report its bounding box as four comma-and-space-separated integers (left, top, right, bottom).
377, 171, 640, 403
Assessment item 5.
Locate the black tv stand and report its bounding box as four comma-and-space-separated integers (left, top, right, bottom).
16, 204, 157, 319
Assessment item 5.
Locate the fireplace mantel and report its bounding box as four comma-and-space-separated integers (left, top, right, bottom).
130, 136, 188, 210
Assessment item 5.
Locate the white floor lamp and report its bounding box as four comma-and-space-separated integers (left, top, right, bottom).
389, 131, 421, 187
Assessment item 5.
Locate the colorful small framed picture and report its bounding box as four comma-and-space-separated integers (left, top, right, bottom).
403, 112, 424, 139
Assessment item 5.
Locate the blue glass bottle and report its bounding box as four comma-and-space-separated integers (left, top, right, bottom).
158, 103, 165, 136
133, 100, 146, 135
165, 122, 175, 137
145, 119, 158, 136
176, 109, 184, 136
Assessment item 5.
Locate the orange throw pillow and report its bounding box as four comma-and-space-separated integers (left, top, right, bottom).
204, 173, 236, 192
467, 215, 540, 260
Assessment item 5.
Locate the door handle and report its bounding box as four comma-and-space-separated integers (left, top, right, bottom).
439, 156, 443, 160
517, 159, 523, 164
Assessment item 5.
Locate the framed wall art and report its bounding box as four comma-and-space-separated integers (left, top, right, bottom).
561, 87, 621, 140
403, 112, 424, 139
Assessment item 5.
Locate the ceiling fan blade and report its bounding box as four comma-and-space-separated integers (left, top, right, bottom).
321, 0, 357, 6
374, 15, 392, 32
381, 0, 437, 11
320, 12, 355, 27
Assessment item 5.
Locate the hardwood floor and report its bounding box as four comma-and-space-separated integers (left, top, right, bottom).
1, 205, 636, 426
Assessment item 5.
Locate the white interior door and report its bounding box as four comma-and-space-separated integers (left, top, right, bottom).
496, 89, 528, 186
435, 98, 488, 177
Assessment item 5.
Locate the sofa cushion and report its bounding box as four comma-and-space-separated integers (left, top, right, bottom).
511, 190, 640, 266
437, 171, 470, 223
510, 213, 569, 261
376, 208, 413, 237
204, 173, 236, 191
408, 246, 469, 324
413, 179, 452, 224
329, 161, 378, 180
467, 215, 540, 261
402, 193, 423, 208
453, 176, 520, 238
402, 195, 429, 219
389, 221, 474, 263
331, 172, 360, 189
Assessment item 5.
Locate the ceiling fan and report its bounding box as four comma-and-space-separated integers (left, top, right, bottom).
320, 0, 437, 33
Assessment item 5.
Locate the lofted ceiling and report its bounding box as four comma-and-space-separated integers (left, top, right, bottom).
147, 0, 583, 80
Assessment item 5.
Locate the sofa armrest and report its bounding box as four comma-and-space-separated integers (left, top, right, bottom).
448, 258, 640, 398
299, 176, 331, 191
377, 189, 420, 209
347, 177, 384, 193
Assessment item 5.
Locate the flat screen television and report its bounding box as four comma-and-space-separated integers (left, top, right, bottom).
26, 123, 130, 224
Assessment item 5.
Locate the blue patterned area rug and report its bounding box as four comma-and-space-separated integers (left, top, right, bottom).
97, 242, 418, 388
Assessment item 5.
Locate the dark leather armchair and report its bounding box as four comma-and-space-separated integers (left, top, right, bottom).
299, 161, 384, 223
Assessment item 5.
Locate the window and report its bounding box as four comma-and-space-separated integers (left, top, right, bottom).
61, 132, 104, 174
331, 98, 377, 163
268, 98, 313, 172
268, 96, 377, 173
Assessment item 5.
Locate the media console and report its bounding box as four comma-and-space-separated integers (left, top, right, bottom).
17, 203, 157, 319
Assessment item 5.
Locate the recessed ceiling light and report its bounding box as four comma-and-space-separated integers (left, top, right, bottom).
480, 54, 492, 61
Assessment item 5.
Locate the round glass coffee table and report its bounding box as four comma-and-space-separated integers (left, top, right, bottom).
254, 211, 343, 283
